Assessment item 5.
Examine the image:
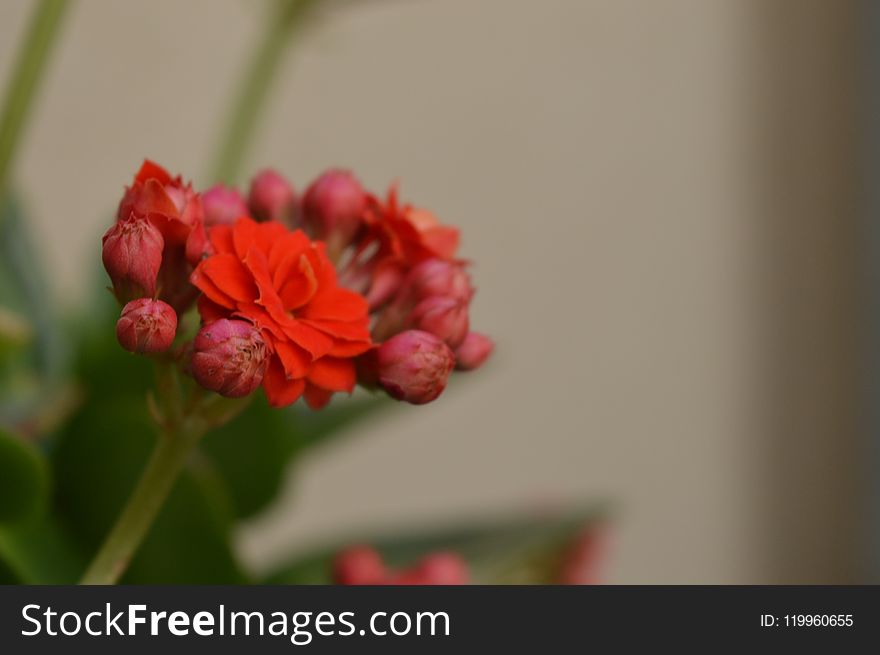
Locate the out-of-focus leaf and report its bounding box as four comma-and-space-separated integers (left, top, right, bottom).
201, 393, 390, 521
0, 515, 86, 584
0, 307, 31, 354
0, 194, 65, 382
200, 395, 292, 521
70, 283, 153, 397
52, 395, 248, 584
0, 429, 48, 523
263, 504, 609, 585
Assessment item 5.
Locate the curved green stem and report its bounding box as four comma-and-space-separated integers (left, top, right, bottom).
79, 362, 206, 585
209, 0, 319, 184
78, 420, 203, 585
0, 0, 70, 206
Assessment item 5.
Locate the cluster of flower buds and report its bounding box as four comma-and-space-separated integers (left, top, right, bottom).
102, 161, 492, 409
332, 546, 468, 585
102, 161, 209, 354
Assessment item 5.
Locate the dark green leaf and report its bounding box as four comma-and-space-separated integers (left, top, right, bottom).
264, 503, 610, 585
201, 393, 390, 521
0, 515, 86, 584
52, 395, 247, 584
0, 429, 48, 523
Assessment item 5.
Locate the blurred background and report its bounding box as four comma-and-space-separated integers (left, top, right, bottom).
0, 0, 869, 583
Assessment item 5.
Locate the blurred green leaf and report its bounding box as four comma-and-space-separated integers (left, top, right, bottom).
0, 307, 31, 353
264, 504, 609, 585
201, 393, 390, 521
0, 515, 86, 584
0, 429, 48, 523
52, 395, 247, 584
0, 194, 65, 382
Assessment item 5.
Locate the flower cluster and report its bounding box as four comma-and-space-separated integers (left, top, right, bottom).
332, 546, 468, 585
102, 161, 493, 409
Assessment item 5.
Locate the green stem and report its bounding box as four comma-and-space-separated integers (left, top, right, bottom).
0, 0, 70, 205
78, 420, 204, 585
209, 0, 319, 185
79, 363, 205, 585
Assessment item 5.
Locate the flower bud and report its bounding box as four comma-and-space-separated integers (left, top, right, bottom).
333, 546, 386, 585
454, 331, 494, 371
376, 330, 454, 404
202, 184, 248, 227
385, 552, 469, 585
102, 214, 164, 302
413, 552, 469, 585
247, 169, 296, 223
365, 264, 403, 310
116, 299, 177, 354
558, 526, 608, 585
302, 169, 366, 249
408, 296, 469, 349
191, 319, 267, 398
403, 259, 473, 305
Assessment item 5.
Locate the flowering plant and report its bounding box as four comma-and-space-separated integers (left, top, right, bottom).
0, 0, 605, 586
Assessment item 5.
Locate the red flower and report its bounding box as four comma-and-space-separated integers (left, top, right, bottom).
115, 160, 209, 312
345, 185, 460, 308
191, 217, 372, 408
117, 159, 208, 265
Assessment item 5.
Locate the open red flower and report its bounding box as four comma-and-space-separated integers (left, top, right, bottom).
117, 159, 208, 265
345, 185, 460, 308
191, 217, 372, 408
114, 160, 209, 312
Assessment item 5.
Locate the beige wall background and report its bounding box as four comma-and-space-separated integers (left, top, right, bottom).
0, 0, 862, 582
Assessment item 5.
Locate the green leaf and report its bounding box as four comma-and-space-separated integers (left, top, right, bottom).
201, 393, 390, 521
0, 515, 86, 584
52, 395, 247, 584
0, 429, 48, 524
0, 194, 66, 382
263, 503, 610, 585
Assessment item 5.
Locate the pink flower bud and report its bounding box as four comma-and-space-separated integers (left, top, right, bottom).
302, 169, 366, 248
408, 296, 469, 349
454, 331, 494, 371
116, 299, 177, 354
365, 264, 404, 310
247, 169, 296, 223
376, 330, 454, 404
202, 184, 248, 227
413, 552, 469, 585
102, 214, 164, 302
558, 526, 608, 585
403, 258, 473, 305
333, 546, 387, 585
191, 319, 267, 398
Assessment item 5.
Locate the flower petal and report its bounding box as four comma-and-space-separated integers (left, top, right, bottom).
302, 318, 371, 342
282, 320, 334, 358
263, 356, 305, 407
269, 231, 310, 278
300, 287, 368, 322
134, 160, 172, 186
307, 357, 356, 392
278, 255, 318, 310
303, 383, 333, 410
328, 339, 374, 358
274, 339, 311, 379
200, 253, 257, 303
191, 263, 236, 309
209, 224, 235, 254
